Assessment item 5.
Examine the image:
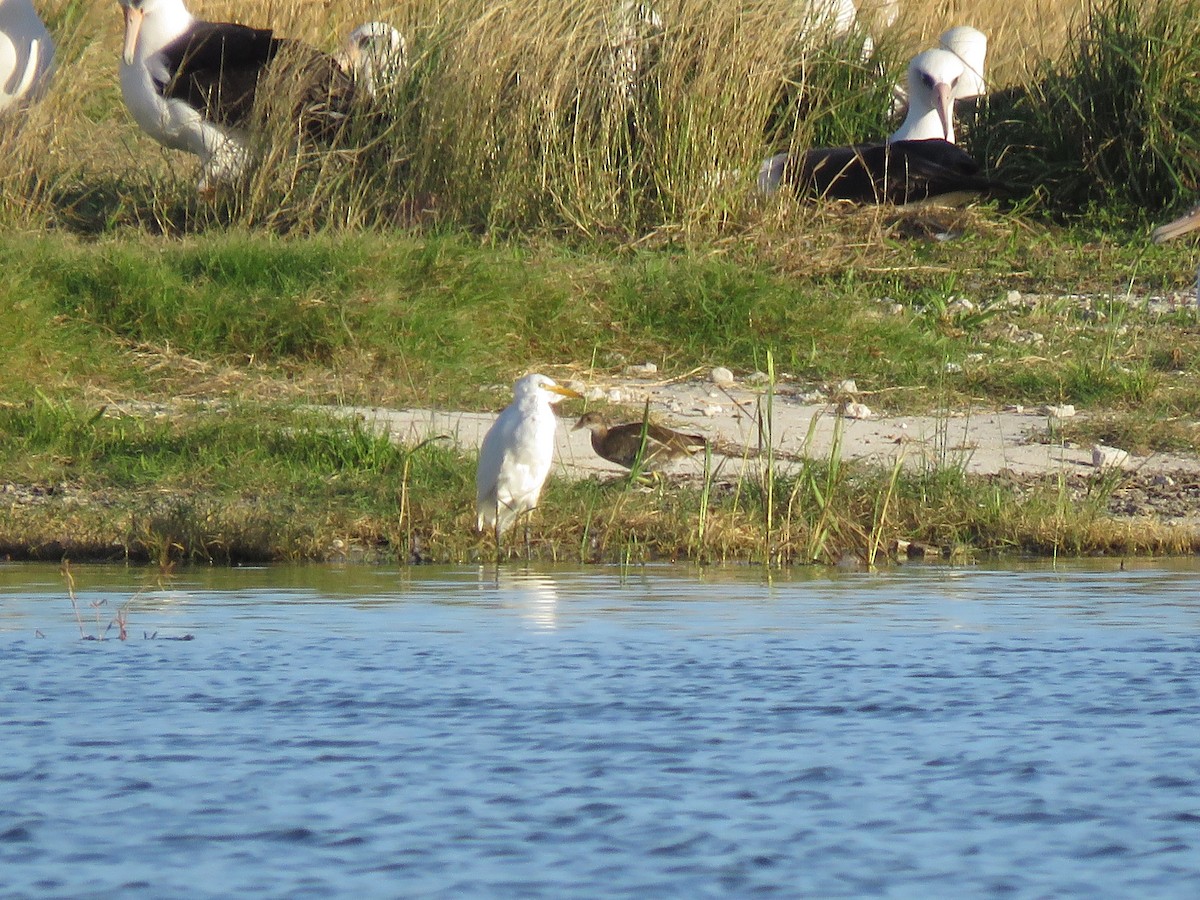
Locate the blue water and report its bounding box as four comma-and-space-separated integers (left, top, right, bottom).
2, 562, 1200, 897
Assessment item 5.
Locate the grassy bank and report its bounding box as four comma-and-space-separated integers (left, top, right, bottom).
3, 226, 1200, 564
3, 1, 1200, 564
4, 391, 1199, 566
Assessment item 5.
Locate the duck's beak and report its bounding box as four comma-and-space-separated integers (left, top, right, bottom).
1153, 204, 1200, 244
122, 5, 144, 66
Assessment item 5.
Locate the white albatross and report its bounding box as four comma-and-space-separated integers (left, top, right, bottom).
337, 21, 408, 101
938, 25, 987, 100
476, 374, 583, 541
759, 46, 974, 199
0, 0, 55, 116
889, 47, 967, 143
117, 0, 386, 196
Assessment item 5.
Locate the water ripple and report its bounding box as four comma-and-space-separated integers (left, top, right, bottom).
2, 562, 1200, 896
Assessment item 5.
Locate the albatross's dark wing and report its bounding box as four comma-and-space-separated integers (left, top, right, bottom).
157, 22, 285, 126
789, 138, 1009, 205
157, 22, 357, 139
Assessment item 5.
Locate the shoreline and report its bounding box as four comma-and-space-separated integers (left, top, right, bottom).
5, 375, 1200, 566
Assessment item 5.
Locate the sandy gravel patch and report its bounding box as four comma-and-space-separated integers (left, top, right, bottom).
338, 374, 1200, 484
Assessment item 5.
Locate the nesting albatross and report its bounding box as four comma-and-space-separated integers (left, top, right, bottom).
117, 0, 387, 196
759, 47, 1005, 204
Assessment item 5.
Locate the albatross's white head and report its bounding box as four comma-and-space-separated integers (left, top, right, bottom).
891, 48, 965, 143
117, 0, 193, 66
939, 25, 988, 100
339, 21, 408, 99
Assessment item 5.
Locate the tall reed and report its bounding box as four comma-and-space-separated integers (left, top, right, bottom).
7, 0, 1160, 238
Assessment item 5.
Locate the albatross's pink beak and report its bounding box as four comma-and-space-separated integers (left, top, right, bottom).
934, 81, 954, 143
122, 5, 144, 66
1153, 204, 1200, 243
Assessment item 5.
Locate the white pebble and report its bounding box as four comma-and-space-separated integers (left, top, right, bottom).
836, 379, 858, 395
703, 405, 723, 417
1092, 445, 1131, 471
624, 362, 658, 377
843, 401, 874, 420
1043, 404, 1076, 419
710, 366, 735, 386
606, 389, 623, 403
585, 387, 607, 402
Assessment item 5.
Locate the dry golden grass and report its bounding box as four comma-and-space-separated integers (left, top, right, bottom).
2, 0, 1096, 236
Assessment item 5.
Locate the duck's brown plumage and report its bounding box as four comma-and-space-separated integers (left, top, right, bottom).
573, 412, 707, 471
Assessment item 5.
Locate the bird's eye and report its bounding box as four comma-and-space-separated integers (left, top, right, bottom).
922, 73, 934, 88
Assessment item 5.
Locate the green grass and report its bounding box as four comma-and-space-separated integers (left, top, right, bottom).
976, 0, 1200, 222
8, 389, 1195, 565
4, 222, 1200, 418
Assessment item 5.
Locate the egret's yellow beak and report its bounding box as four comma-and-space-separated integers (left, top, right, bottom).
122, 5, 144, 66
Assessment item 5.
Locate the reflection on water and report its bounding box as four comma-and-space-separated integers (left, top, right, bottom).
2, 560, 1200, 897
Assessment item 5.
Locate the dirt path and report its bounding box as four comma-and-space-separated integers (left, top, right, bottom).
336, 373, 1200, 482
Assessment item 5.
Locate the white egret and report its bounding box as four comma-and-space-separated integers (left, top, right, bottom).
476, 374, 582, 542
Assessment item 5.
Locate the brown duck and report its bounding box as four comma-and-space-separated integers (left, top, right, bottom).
573, 411, 708, 471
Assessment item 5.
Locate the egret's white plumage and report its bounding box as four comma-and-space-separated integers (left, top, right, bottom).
0, 0, 55, 116
476, 374, 582, 539
890, 48, 964, 143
